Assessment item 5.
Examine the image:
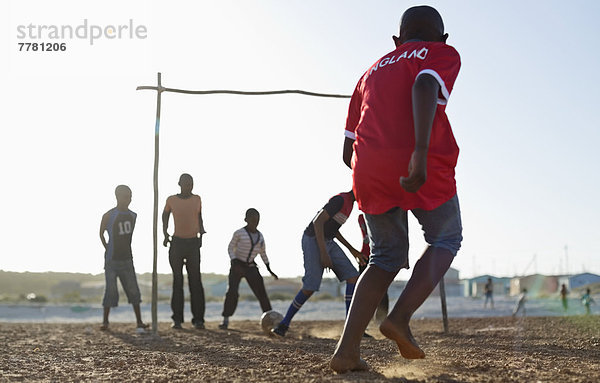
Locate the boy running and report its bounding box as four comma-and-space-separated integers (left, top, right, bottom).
272, 191, 364, 337
99, 185, 148, 331
331, 6, 463, 372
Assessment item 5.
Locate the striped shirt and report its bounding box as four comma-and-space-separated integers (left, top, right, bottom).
228, 227, 269, 265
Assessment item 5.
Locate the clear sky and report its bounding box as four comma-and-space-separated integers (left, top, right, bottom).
2, 0, 599, 280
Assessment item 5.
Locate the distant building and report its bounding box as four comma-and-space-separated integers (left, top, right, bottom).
510, 274, 559, 297
431, 267, 462, 297
567, 273, 600, 290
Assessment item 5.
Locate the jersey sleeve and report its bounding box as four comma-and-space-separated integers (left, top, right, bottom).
416, 44, 461, 105
344, 78, 364, 140
323, 195, 344, 218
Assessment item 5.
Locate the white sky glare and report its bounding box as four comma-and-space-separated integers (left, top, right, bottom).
1, 0, 599, 280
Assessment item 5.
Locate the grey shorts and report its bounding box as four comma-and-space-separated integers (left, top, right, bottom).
365, 194, 463, 273
102, 259, 142, 307
301, 233, 359, 291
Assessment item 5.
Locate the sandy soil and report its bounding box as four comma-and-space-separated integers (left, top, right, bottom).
1, 316, 599, 382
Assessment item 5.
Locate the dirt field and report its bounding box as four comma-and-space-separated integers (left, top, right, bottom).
1, 316, 599, 382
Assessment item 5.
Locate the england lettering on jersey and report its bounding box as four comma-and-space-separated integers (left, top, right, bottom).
365, 47, 428, 80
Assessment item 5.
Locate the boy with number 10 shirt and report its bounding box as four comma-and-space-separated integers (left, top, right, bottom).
99, 185, 148, 332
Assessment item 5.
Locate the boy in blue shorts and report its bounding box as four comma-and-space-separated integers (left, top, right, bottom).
272, 191, 365, 337
331, 6, 463, 372
99, 185, 148, 331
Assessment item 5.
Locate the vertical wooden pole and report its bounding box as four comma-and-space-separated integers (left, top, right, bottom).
439, 277, 449, 334
151, 72, 162, 334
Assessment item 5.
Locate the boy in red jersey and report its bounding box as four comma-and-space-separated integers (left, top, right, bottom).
331, 6, 463, 372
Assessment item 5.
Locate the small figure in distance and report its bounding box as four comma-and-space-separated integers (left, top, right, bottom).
162, 173, 207, 330
560, 283, 569, 313
484, 277, 494, 309
99, 185, 148, 332
219, 208, 278, 330
512, 288, 527, 317
581, 288, 595, 315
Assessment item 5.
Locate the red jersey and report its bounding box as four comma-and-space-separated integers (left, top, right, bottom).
345, 41, 461, 214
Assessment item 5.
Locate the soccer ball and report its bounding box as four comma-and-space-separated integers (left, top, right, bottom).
260, 310, 283, 335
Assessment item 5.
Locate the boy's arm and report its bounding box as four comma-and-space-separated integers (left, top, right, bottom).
400, 73, 440, 193
343, 137, 354, 169
162, 209, 171, 247
335, 231, 367, 266
258, 238, 278, 280
265, 263, 278, 280
228, 231, 238, 260
312, 209, 333, 269
99, 212, 109, 250
198, 208, 206, 235
197, 196, 206, 236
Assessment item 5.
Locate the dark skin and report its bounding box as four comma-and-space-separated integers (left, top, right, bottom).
162, 175, 206, 247
332, 6, 455, 373
244, 212, 278, 280
99, 186, 147, 330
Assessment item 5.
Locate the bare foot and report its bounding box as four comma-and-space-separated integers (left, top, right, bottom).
100, 322, 109, 331
330, 354, 369, 373
137, 322, 149, 329
379, 318, 425, 359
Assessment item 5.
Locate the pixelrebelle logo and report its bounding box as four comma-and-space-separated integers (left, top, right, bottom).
16, 19, 148, 45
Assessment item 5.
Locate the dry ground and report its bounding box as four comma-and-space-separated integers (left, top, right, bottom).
1, 316, 599, 382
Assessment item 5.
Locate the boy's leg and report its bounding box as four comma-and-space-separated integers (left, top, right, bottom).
325, 240, 359, 317
382, 195, 461, 358
245, 266, 272, 313
185, 241, 206, 328
168, 240, 185, 326
330, 265, 395, 372
117, 260, 146, 328
273, 289, 313, 336
221, 261, 244, 327
101, 263, 119, 330
101, 307, 110, 330
362, 258, 390, 323
273, 234, 320, 336
376, 291, 390, 323
344, 278, 357, 316
331, 208, 408, 372
381, 246, 453, 358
